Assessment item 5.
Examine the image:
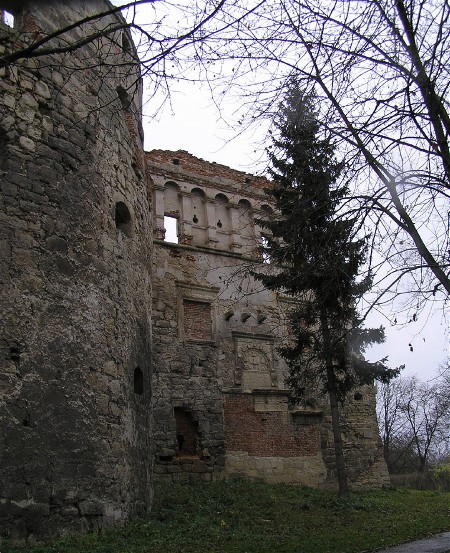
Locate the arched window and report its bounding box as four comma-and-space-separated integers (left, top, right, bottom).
115, 201, 132, 236
257, 204, 273, 261
215, 193, 230, 249
164, 181, 180, 213
134, 367, 144, 395
191, 188, 206, 245
238, 198, 254, 253
163, 181, 181, 243
191, 188, 205, 225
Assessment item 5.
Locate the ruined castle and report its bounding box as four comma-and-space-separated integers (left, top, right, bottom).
0, 1, 388, 540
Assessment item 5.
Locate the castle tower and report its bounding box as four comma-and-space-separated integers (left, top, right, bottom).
0, 2, 152, 539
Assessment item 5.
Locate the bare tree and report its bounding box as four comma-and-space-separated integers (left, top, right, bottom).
184, 0, 450, 321
377, 374, 450, 473
0, 0, 228, 113
3, 0, 447, 319
377, 375, 410, 469
403, 377, 450, 471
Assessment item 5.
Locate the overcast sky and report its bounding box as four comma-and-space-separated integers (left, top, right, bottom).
141, 52, 449, 384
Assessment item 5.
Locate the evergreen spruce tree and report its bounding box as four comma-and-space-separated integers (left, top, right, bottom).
256, 84, 399, 497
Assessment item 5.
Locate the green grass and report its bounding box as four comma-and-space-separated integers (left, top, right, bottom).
4, 480, 450, 553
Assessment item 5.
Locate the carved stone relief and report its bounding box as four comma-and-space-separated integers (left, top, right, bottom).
233, 332, 276, 390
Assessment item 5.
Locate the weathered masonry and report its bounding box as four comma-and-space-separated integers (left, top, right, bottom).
0, 0, 388, 542
0, 2, 152, 540
147, 150, 389, 489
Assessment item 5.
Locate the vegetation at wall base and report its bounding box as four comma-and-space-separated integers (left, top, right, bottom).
3, 480, 450, 553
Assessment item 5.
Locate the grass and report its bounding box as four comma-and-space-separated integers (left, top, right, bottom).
3, 479, 450, 553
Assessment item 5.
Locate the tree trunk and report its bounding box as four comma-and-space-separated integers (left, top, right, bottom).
320, 310, 350, 498
327, 365, 350, 498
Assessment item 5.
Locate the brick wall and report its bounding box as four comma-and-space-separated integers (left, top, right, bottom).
183, 300, 212, 340
224, 395, 320, 458
147, 149, 269, 191
21, 12, 41, 34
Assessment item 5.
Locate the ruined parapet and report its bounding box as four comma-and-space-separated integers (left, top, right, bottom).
147, 150, 275, 482
147, 149, 388, 491
0, 1, 152, 539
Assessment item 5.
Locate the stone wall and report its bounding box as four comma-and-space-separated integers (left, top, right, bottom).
335, 386, 390, 489
0, 0, 389, 537
147, 150, 390, 490
0, 2, 152, 539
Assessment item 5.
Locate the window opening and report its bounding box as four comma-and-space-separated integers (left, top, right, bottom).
115, 201, 132, 236
164, 215, 178, 243
134, 367, 144, 395
1, 10, 14, 27
174, 408, 199, 456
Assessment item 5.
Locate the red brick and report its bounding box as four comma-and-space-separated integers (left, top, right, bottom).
184, 300, 212, 341
224, 395, 320, 458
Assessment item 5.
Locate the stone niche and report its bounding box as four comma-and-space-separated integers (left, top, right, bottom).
233, 332, 277, 390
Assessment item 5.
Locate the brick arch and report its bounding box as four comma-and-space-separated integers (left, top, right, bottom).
237, 198, 255, 251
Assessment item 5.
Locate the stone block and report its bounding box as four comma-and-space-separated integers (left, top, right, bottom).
103, 361, 117, 377
97, 395, 109, 415
19, 91, 39, 109
34, 81, 51, 99
19, 136, 35, 152
3, 93, 15, 108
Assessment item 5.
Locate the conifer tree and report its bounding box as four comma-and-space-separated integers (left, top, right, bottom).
256, 84, 400, 497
